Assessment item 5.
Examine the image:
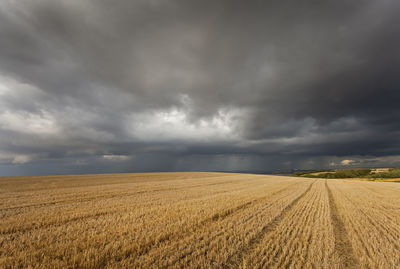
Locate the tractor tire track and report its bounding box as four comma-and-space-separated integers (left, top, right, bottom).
326, 180, 360, 269
222, 179, 316, 268
124, 184, 297, 263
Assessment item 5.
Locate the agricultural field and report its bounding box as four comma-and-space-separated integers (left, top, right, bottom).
294, 168, 400, 181
0, 172, 399, 268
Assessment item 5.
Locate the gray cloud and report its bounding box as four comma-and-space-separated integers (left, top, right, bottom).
1, 0, 400, 176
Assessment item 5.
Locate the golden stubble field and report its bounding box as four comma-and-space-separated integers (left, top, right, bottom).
0, 172, 399, 268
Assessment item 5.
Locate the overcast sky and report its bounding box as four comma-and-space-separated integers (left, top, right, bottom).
1, 0, 400, 176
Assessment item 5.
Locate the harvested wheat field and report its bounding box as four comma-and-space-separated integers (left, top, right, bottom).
0, 172, 399, 268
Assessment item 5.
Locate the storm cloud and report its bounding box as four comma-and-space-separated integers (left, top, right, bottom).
1, 0, 400, 176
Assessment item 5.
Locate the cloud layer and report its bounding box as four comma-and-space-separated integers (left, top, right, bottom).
1, 0, 400, 175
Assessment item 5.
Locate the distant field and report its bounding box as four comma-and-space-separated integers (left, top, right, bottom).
294, 168, 400, 181
0, 172, 399, 268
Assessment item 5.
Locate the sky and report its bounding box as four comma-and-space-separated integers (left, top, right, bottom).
1, 0, 400, 176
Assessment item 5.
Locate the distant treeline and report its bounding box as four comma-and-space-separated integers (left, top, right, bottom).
293, 168, 400, 179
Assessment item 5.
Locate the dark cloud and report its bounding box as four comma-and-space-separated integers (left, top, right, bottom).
1, 0, 400, 176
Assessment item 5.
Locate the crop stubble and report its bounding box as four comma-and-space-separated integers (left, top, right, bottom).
0, 172, 399, 268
